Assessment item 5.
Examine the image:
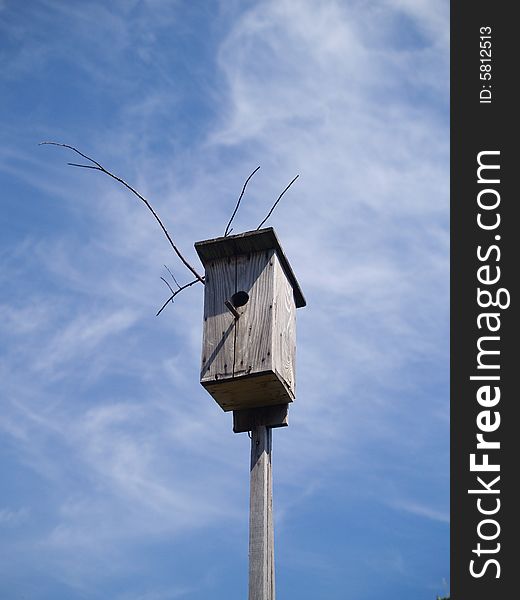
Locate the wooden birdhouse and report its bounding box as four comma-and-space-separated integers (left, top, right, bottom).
195, 227, 306, 421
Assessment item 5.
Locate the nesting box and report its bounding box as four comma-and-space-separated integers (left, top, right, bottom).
195, 228, 305, 412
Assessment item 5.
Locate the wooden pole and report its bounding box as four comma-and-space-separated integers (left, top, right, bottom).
249, 425, 275, 600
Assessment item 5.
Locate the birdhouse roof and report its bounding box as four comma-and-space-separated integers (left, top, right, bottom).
194, 227, 306, 308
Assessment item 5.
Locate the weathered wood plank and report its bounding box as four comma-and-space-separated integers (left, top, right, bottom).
200, 256, 236, 383
249, 426, 275, 600
234, 250, 274, 378
202, 371, 293, 411
271, 253, 296, 397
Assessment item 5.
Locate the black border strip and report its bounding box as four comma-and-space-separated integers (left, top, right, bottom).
451, 3, 516, 598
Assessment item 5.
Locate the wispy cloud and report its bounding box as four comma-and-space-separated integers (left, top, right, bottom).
392, 499, 450, 524
31, 309, 138, 378
0, 507, 30, 527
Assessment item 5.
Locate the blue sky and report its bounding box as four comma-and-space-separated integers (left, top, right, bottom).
0, 1, 449, 599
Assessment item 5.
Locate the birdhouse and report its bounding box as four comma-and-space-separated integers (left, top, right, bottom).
194, 228, 306, 416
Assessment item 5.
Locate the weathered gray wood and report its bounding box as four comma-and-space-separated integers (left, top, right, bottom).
249, 426, 275, 600
195, 227, 306, 308
203, 372, 292, 411
201, 250, 272, 385
197, 229, 303, 412
200, 256, 236, 382
233, 404, 288, 433
272, 254, 296, 395
234, 251, 274, 378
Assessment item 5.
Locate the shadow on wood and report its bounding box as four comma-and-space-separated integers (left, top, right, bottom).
233, 404, 288, 433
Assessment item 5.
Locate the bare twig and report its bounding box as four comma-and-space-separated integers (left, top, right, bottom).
224, 166, 260, 237
256, 174, 299, 230
160, 276, 176, 296
67, 163, 98, 169
156, 277, 201, 316
164, 264, 181, 289
40, 141, 205, 285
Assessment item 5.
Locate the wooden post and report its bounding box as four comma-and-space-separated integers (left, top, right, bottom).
249, 425, 275, 600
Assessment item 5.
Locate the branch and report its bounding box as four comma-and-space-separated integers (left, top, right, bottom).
164, 264, 181, 289
224, 166, 260, 237
40, 141, 205, 285
156, 277, 201, 316
256, 174, 299, 230
160, 276, 176, 296
67, 163, 99, 170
